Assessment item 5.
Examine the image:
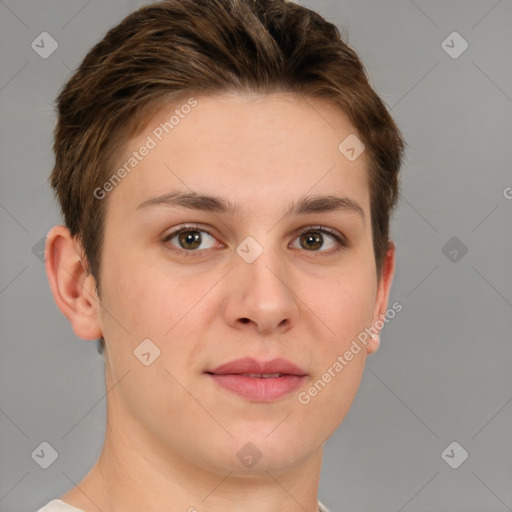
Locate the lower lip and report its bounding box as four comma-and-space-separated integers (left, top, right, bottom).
208, 374, 306, 402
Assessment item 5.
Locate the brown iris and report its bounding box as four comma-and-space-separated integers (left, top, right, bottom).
178, 230, 202, 250
300, 231, 323, 250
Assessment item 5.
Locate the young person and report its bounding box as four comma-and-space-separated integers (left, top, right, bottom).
38, 0, 404, 510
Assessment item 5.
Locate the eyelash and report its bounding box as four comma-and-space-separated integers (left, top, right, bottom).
161, 223, 347, 257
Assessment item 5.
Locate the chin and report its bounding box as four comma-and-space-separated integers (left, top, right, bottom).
208, 425, 320, 475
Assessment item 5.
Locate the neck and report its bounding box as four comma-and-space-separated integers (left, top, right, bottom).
61, 402, 324, 512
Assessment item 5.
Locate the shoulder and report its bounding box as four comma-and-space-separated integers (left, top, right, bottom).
38, 498, 330, 512
318, 500, 331, 512
36, 499, 86, 512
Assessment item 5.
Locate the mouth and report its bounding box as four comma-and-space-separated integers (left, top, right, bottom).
205, 357, 308, 402
229, 373, 285, 378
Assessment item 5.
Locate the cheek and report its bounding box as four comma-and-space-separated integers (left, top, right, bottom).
99, 250, 216, 378
298, 263, 376, 415
313, 261, 377, 342
312, 281, 374, 393
98, 257, 189, 419
100, 245, 172, 334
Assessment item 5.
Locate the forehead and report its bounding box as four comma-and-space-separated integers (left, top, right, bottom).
104, 92, 370, 220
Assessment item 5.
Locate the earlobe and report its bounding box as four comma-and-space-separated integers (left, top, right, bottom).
45, 225, 103, 340
367, 240, 396, 355
366, 332, 380, 355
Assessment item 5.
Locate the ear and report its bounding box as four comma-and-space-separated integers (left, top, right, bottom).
366, 240, 396, 355
45, 225, 103, 340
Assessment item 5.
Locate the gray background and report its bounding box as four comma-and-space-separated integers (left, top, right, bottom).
0, 1, 511, 511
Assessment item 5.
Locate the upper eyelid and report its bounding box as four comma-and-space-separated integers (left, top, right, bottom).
162, 223, 215, 240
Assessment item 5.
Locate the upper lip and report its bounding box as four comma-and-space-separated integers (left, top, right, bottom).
207, 357, 307, 376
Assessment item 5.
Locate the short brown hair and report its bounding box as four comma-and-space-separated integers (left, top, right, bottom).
51, 0, 404, 292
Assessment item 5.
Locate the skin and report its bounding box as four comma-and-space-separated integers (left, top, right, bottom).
46, 91, 395, 512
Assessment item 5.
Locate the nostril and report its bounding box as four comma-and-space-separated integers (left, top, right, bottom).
240, 318, 250, 324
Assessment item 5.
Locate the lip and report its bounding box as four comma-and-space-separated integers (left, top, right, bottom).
209, 357, 307, 376
206, 357, 308, 402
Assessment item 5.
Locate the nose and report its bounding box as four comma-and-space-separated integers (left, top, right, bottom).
223, 243, 300, 337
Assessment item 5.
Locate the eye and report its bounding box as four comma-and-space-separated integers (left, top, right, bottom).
162, 224, 346, 256
162, 224, 222, 255
290, 226, 346, 254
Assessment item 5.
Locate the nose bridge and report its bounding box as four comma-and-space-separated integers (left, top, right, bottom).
229, 233, 299, 333
253, 247, 286, 292
239, 236, 287, 298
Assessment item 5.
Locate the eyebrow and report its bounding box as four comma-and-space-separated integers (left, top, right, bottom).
136, 191, 365, 223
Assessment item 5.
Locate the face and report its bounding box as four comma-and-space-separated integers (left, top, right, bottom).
92, 91, 393, 475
